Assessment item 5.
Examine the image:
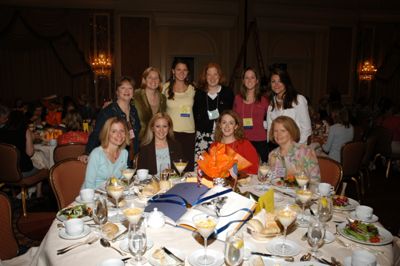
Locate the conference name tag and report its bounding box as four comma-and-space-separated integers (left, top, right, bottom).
180, 105, 191, 117
243, 118, 253, 129
207, 108, 220, 120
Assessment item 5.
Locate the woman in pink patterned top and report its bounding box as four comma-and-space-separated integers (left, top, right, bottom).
233, 67, 269, 162
268, 116, 320, 188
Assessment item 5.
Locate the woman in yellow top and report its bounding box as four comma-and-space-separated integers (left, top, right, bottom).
163, 58, 196, 171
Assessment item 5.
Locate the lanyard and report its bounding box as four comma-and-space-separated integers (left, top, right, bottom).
215, 208, 253, 235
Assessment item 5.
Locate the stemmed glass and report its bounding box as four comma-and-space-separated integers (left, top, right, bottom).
307, 218, 325, 256
128, 220, 147, 265
295, 172, 309, 188
296, 187, 313, 227
224, 230, 244, 266
256, 163, 270, 191
276, 205, 297, 255
193, 214, 219, 265
92, 195, 108, 235
174, 159, 188, 180
106, 177, 125, 222
122, 202, 143, 236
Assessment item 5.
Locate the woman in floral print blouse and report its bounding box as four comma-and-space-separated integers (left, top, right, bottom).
268, 115, 320, 189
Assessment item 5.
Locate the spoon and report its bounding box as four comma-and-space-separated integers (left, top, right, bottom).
100, 238, 126, 256
300, 253, 311, 261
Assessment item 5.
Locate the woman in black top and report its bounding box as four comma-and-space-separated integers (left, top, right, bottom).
193, 63, 234, 166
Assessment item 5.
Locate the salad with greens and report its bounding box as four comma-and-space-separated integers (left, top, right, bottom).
343, 220, 380, 243
58, 204, 92, 220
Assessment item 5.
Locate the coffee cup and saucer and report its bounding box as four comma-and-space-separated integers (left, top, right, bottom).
350, 205, 379, 223
59, 218, 91, 240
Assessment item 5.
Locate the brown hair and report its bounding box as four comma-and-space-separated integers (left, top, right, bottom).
99, 117, 130, 149
214, 110, 245, 142
141, 112, 175, 146
140, 67, 162, 91
165, 58, 191, 100
239, 67, 263, 102
197, 62, 226, 91
63, 110, 82, 131
269, 116, 300, 143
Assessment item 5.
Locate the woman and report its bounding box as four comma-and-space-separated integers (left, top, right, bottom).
193, 62, 234, 164
163, 58, 196, 171
233, 67, 269, 162
133, 67, 167, 139
268, 116, 320, 187
267, 67, 311, 144
212, 110, 259, 175
57, 110, 88, 145
83, 117, 129, 189
82, 76, 140, 167
322, 104, 354, 162
137, 112, 184, 175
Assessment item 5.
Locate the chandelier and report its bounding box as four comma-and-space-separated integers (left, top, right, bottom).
91, 53, 112, 77
359, 61, 377, 81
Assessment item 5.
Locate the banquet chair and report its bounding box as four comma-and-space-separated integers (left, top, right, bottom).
361, 134, 378, 188
317, 156, 343, 193
0, 192, 19, 260
340, 141, 365, 201
53, 142, 86, 164
49, 158, 87, 209
0, 143, 49, 217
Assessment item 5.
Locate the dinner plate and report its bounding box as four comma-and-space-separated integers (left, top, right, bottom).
59, 225, 91, 240
266, 238, 301, 256
349, 211, 379, 223
333, 197, 359, 211
147, 247, 185, 266
188, 249, 224, 266
119, 238, 154, 253
338, 222, 393, 246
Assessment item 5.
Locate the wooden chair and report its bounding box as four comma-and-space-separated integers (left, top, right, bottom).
0, 192, 19, 260
317, 156, 343, 193
53, 143, 86, 164
0, 143, 49, 217
49, 158, 87, 209
341, 141, 366, 201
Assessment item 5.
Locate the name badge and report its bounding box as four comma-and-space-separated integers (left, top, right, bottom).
180, 105, 190, 117
129, 129, 135, 139
243, 118, 253, 129
207, 108, 220, 120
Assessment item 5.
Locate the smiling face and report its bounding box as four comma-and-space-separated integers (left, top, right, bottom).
108, 122, 127, 147
273, 122, 293, 147
206, 66, 220, 88
219, 114, 238, 140
144, 70, 160, 91
243, 69, 258, 90
271, 74, 286, 98
116, 80, 134, 102
152, 117, 169, 141
172, 63, 189, 82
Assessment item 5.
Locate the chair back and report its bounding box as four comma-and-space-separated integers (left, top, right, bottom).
369, 126, 393, 157
49, 159, 87, 209
362, 134, 378, 166
0, 192, 19, 259
317, 156, 343, 192
341, 141, 366, 177
0, 143, 23, 184
53, 143, 86, 164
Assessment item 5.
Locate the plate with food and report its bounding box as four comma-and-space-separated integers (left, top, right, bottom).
147, 247, 183, 266
338, 221, 393, 245
270, 176, 297, 188
56, 204, 92, 222
332, 195, 359, 211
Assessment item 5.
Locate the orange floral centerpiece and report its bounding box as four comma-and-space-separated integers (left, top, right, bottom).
197, 143, 252, 186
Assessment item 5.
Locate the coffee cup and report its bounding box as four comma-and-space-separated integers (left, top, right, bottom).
64, 218, 84, 236
80, 188, 95, 202
318, 182, 333, 196
351, 250, 377, 266
99, 258, 124, 266
136, 169, 149, 181
355, 205, 373, 221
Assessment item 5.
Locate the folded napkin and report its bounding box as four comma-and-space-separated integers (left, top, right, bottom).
255, 189, 274, 214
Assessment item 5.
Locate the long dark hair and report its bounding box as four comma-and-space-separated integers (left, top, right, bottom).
268, 67, 299, 110
239, 67, 263, 102
166, 58, 192, 100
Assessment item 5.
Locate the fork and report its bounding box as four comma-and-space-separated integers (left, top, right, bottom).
57, 236, 98, 255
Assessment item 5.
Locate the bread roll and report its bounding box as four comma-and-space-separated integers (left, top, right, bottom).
252, 256, 265, 266
247, 219, 264, 233
102, 222, 119, 239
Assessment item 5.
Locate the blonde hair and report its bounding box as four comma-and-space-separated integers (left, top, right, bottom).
269, 116, 300, 143
99, 117, 130, 149
214, 110, 245, 142
141, 112, 174, 146
140, 67, 162, 91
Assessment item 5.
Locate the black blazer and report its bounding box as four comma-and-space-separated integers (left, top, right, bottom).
137, 138, 184, 175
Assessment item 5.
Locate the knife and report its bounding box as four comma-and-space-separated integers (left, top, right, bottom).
251, 252, 294, 262
111, 228, 128, 242
162, 247, 184, 264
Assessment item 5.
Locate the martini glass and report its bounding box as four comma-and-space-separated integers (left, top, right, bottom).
277, 205, 297, 255
295, 172, 309, 188
296, 187, 313, 227
193, 214, 219, 265
174, 159, 188, 180
122, 168, 135, 195
106, 177, 125, 222
123, 204, 143, 236
256, 163, 270, 191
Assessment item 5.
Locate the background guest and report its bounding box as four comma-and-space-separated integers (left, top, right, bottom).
57, 110, 89, 145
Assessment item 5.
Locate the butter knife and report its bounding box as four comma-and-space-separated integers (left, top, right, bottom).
111, 228, 128, 242
162, 247, 184, 264
251, 252, 294, 262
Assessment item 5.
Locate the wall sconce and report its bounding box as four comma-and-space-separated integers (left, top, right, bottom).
359, 61, 377, 81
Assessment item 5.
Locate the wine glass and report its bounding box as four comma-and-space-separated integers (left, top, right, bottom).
128, 220, 147, 265
106, 177, 125, 222
122, 203, 143, 236
224, 230, 244, 266
276, 205, 297, 255
295, 172, 309, 188
307, 218, 325, 256
174, 159, 188, 179
296, 187, 313, 227
92, 195, 108, 234
193, 213, 219, 265
256, 163, 270, 191
122, 168, 135, 195
317, 196, 333, 225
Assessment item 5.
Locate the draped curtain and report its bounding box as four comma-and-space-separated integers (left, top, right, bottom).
0, 7, 94, 106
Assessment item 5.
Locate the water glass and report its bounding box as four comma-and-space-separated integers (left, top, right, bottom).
92, 196, 108, 234
224, 230, 244, 266
307, 218, 325, 256
128, 222, 147, 265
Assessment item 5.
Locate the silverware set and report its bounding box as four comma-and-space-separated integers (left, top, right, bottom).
57, 236, 98, 255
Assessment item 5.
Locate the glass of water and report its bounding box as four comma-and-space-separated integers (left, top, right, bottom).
307, 218, 325, 256
224, 230, 244, 266
128, 221, 147, 265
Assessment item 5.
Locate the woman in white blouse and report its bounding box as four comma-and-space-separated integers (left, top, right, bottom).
266, 67, 311, 144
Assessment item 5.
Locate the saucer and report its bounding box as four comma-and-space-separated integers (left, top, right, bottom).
97, 258, 124, 266
349, 211, 379, 223
75, 195, 97, 204
119, 238, 154, 253
324, 231, 335, 244
266, 238, 301, 257
188, 249, 224, 266
59, 225, 91, 240
148, 247, 185, 266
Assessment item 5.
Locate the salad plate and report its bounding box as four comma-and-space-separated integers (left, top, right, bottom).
349, 211, 379, 223
56, 204, 92, 222
332, 196, 359, 211
266, 238, 301, 256
147, 247, 184, 266
338, 222, 393, 246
